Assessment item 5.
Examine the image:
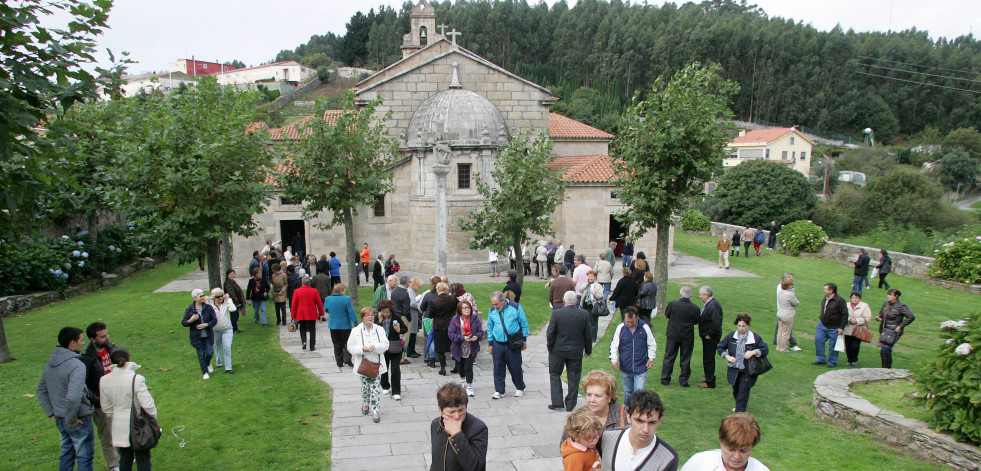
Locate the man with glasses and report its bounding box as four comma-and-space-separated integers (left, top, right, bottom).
486, 291, 530, 399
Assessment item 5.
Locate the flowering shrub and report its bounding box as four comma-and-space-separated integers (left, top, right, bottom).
777, 220, 827, 254
928, 237, 981, 285
681, 209, 711, 232
914, 314, 981, 445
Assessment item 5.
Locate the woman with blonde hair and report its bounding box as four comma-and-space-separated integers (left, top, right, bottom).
209, 287, 237, 373
775, 278, 800, 352
347, 307, 389, 423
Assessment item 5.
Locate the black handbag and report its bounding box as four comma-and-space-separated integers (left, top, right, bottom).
497, 309, 525, 351
745, 354, 772, 376
880, 327, 898, 346
592, 298, 610, 317
129, 375, 161, 450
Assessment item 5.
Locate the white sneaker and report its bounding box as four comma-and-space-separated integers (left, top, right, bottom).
514, 389, 524, 397
790, 346, 803, 351
460, 380, 467, 388
393, 394, 401, 401
203, 373, 210, 380
207, 365, 214, 373
467, 387, 474, 397
382, 389, 391, 396
492, 392, 503, 399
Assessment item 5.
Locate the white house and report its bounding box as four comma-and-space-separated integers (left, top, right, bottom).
725, 127, 815, 176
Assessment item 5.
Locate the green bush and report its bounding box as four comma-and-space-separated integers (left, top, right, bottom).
928, 237, 981, 284
681, 208, 711, 231
914, 314, 981, 445
778, 220, 828, 254
841, 223, 934, 256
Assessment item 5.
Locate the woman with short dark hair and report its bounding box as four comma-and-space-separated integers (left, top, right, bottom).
717, 314, 769, 412
877, 249, 892, 290
449, 300, 483, 397
347, 307, 389, 423
681, 413, 769, 471
875, 289, 915, 368
376, 299, 407, 401
430, 383, 488, 471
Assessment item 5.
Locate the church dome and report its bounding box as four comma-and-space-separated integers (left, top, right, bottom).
405, 88, 510, 148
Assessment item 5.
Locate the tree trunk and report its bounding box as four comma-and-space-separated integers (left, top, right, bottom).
343, 208, 359, 307
206, 237, 221, 290
512, 233, 523, 287
0, 316, 11, 363
654, 218, 670, 315
87, 213, 100, 278
220, 230, 233, 277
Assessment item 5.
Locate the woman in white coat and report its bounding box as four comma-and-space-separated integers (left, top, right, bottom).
347, 307, 389, 424
209, 287, 237, 373
100, 349, 157, 471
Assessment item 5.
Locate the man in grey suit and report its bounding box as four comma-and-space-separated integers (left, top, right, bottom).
546, 291, 593, 411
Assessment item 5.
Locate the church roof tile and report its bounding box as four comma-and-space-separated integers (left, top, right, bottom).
549, 155, 615, 183
267, 111, 342, 141
549, 113, 613, 140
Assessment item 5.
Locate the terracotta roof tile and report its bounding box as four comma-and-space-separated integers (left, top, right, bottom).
549, 155, 615, 183
268, 110, 342, 141
549, 113, 613, 140
731, 127, 813, 145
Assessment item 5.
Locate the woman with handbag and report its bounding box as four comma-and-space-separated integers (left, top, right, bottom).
717, 314, 769, 413
270, 262, 289, 326
579, 270, 605, 343
99, 349, 157, 471
875, 289, 915, 368
376, 299, 408, 401
348, 307, 389, 423
844, 292, 872, 367
449, 300, 484, 397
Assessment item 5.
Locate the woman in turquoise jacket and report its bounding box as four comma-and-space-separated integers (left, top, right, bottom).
325, 283, 358, 368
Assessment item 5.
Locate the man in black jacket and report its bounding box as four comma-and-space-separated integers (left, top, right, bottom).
660, 286, 701, 387
696, 286, 723, 389
79, 322, 119, 471
391, 275, 414, 362
814, 283, 848, 367
546, 291, 593, 411
851, 248, 871, 296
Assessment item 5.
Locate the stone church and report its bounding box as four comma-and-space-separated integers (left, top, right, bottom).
232, 0, 668, 276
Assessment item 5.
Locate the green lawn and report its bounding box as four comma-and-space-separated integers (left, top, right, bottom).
0, 261, 332, 469
575, 231, 976, 471
851, 378, 932, 422
973, 200, 981, 210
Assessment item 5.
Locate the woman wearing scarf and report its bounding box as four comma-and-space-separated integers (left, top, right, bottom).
717, 314, 769, 412
448, 300, 484, 397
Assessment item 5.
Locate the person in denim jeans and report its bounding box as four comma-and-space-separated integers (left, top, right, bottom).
245, 267, 270, 326
813, 283, 848, 368
37, 326, 95, 471
486, 292, 530, 399
609, 307, 657, 406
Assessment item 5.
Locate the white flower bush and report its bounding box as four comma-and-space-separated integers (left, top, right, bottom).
954, 343, 973, 356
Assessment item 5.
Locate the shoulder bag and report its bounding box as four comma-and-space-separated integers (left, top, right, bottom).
853, 324, 872, 343
497, 309, 525, 351
288, 318, 298, 333
387, 320, 404, 354
356, 327, 381, 378
879, 327, 898, 346
592, 290, 610, 317
745, 354, 772, 376
129, 375, 161, 450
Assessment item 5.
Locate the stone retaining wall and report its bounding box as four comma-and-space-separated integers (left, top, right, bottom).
813, 368, 981, 471
0, 257, 162, 318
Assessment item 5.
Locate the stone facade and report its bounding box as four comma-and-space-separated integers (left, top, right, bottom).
813, 368, 981, 471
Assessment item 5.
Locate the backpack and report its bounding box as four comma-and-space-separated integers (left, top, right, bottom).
754, 231, 765, 243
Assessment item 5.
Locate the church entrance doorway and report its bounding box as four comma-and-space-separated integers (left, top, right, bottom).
609, 215, 626, 257
280, 220, 306, 260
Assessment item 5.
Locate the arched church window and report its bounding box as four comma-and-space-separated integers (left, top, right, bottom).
420, 26, 428, 46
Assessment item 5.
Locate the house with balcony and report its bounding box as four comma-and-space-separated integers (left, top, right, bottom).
725, 127, 814, 176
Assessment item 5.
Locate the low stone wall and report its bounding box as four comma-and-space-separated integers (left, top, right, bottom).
813, 368, 981, 471
925, 277, 981, 294
272, 76, 323, 110
0, 257, 163, 318
709, 221, 935, 278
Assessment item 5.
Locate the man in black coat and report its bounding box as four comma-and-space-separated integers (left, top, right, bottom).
660, 286, 701, 387
502, 270, 522, 303
814, 282, 848, 367
696, 286, 723, 389
546, 291, 592, 411
851, 248, 871, 296
391, 275, 414, 361
79, 322, 119, 471
610, 267, 637, 323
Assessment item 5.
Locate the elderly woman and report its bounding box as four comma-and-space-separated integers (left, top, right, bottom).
681, 413, 770, 471
223, 269, 247, 334
376, 299, 408, 401
718, 314, 769, 412
449, 300, 484, 397
420, 276, 442, 367
347, 307, 389, 423
595, 252, 614, 300
429, 282, 459, 376
844, 291, 872, 367
875, 289, 915, 368
99, 349, 157, 471
637, 271, 657, 325
561, 370, 627, 444
406, 277, 424, 358
181, 289, 217, 379
325, 283, 358, 368
209, 287, 237, 373
579, 270, 605, 343
430, 383, 488, 471
270, 262, 289, 326
775, 277, 800, 352
536, 241, 549, 279
292, 276, 325, 351
245, 267, 270, 326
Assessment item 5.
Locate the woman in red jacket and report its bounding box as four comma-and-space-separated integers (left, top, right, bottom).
291, 277, 325, 351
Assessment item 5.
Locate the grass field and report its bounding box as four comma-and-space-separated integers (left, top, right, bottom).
851, 378, 932, 422
0, 231, 974, 470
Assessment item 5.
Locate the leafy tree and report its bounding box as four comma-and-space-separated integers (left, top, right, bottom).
227, 59, 247, 69
612, 63, 738, 313
835, 148, 899, 179
714, 160, 817, 228
120, 78, 273, 289
458, 131, 567, 286
278, 92, 398, 305
937, 151, 979, 193
0, 0, 112, 363
862, 167, 968, 232
942, 127, 981, 159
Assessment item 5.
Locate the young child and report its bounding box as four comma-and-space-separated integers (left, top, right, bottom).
561, 408, 603, 471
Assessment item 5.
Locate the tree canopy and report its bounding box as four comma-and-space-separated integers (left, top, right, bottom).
713, 159, 818, 228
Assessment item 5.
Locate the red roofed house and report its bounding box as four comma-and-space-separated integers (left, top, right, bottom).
233, 0, 666, 276
725, 127, 814, 176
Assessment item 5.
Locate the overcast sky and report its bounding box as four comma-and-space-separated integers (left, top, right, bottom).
72, 0, 980, 75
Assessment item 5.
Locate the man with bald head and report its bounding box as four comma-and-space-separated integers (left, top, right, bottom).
546, 291, 592, 411
660, 286, 701, 387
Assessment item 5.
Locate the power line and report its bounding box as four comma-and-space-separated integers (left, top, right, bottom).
857, 55, 981, 77
854, 70, 981, 94
857, 63, 981, 85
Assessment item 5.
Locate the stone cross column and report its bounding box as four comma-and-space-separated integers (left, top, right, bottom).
433, 142, 451, 276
